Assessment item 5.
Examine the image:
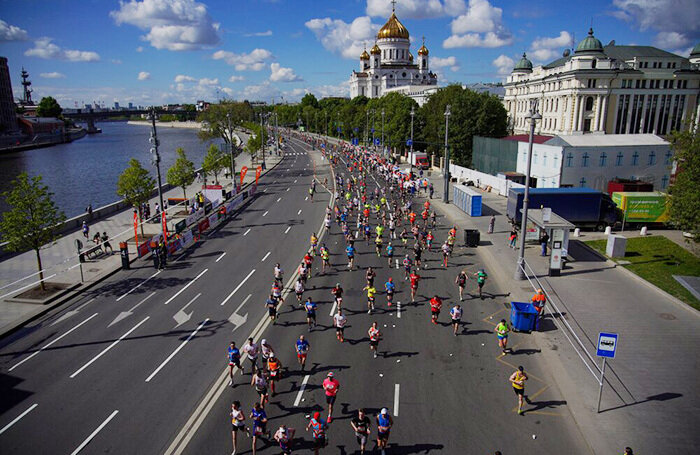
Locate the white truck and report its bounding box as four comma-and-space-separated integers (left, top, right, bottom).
408, 152, 429, 170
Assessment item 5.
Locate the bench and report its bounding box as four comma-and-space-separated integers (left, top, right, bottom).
82, 245, 105, 261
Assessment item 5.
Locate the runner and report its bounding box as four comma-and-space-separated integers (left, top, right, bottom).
231, 400, 250, 454
365, 266, 377, 287
362, 283, 377, 314
243, 338, 259, 371
251, 368, 269, 407
400, 228, 408, 246
274, 263, 284, 285
294, 277, 305, 304
310, 233, 318, 254
272, 280, 284, 303
304, 297, 317, 331
409, 270, 421, 302
368, 321, 381, 358
441, 240, 451, 268
474, 269, 488, 299
376, 408, 393, 455
265, 294, 278, 324
450, 304, 463, 336
306, 411, 328, 455
267, 355, 282, 396
333, 309, 347, 343
320, 244, 331, 273
402, 254, 412, 280
429, 295, 442, 324
495, 319, 510, 354
260, 339, 274, 364
228, 341, 243, 386
374, 234, 383, 257
509, 366, 530, 415
331, 283, 344, 309
322, 372, 340, 422
455, 270, 468, 301
351, 408, 371, 455
346, 243, 356, 269
413, 241, 423, 270
273, 425, 295, 455
250, 402, 270, 455
309, 184, 315, 202
408, 210, 416, 226
295, 335, 310, 370
303, 252, 314, 278
384, 277, 395, 307
426, 230, 434, 251
386, 242, 394, 266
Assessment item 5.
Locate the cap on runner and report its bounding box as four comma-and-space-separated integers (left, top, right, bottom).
327, 372, 334, 377
313, 411, 321, 419
381, 408, 388, 415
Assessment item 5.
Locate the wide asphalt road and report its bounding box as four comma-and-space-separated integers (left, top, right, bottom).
181, 142, 592, 454
0, 136, 331, 454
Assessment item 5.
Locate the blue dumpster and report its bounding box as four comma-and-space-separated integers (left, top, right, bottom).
510, 302, 538, 332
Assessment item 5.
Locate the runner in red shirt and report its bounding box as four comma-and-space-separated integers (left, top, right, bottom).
322, 372, 340, 422
408, 211, 416, 226
409, 271, 421, 302
429, 295, 442, 324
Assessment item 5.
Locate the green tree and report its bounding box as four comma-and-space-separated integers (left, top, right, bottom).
0, 173, 66, 290
166, 148, 195, 199
668, 126, 700, 241
244, 121, 268, 156
202, 144, 226, 184
197, 100, 253, 178
36, 96, 63, 118
117, 159, 155, 236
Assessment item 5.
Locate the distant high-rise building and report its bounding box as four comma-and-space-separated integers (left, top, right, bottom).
128, 102, 134, 109
0, 57, 18, 133
114, 102, 120, 110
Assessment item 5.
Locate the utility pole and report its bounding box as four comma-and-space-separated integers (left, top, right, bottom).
381, 109, 385, 157
442, 104, 451, 203
260, 112, 267, 169
365, 109, 370, 149
274, 112, 279, 157
410, 105, 415, 172
515, 102, 542, 280
148, 107, 165, 221
226, 112, 236, 189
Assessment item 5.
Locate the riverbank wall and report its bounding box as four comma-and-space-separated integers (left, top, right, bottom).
127, 120, 202, 129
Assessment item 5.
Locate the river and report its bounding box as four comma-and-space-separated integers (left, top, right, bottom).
0, 121, 223, 218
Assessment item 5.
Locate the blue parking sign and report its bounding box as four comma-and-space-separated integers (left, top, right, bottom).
374, 138, 380, 145
406, 139, 413, 146
596, 332, 618, 358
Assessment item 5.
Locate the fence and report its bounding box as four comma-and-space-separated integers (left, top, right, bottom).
448, 163, 524, 197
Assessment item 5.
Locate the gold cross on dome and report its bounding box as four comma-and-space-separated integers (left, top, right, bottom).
391, 0, 397, 12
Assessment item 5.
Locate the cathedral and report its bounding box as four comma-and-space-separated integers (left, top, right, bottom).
349, 6, 437, 104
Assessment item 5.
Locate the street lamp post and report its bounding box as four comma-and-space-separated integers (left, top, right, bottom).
442, 104, 451, 203
260, 112, 267, 169
381, 109, 385, 157
226, 112, 236, 189
274, 112, 279, 157
365, 110, 370, 149
148, 107, 165, 220
370, 109, 376, 151
514, 102, 542, 280
409, 106, 415, 173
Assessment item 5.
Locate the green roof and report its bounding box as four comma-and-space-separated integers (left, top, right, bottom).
689, 42, 699, 57
513, 52, 533, 71
575, 28, 604, 54
603, 45, 686, 60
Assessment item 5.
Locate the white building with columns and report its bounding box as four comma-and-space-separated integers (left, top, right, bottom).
349, 6, 437, 104
503, 29, 700, 136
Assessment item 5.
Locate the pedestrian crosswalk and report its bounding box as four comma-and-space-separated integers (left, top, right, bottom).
286, 152, 307, 156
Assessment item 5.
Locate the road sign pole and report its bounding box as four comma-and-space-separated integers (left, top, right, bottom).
596, 357, 607, 413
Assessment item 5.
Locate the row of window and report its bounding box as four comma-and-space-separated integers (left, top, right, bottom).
562, 150, 672, 168
620, 79, 688, 89
614, 94, 686, 135
382, 48, 411, 61
639, 61, 677, 69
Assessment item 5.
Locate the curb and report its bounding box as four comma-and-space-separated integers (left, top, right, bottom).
0, 156, 285, 341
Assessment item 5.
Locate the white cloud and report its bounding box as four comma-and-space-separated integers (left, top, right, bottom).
305, 16, 379, 59
654, 31, 690, 50
443, 0, 511, 48
174, 74, 197, 82
310, 84, 349, 99
228, 75, 245, 82
40, 72, 66, 79
136, 46, 144, 52
212, 48, 273, 71
239, 81, 280, 101
0, 19, 28, 41
431, 56, 460, 72
528, 31, 573, 63
222, 87, 234, 96
529, 49, 560, 62
492, 54, 515, 75
138, 71, 151, 80
198, 77, 218, 86
25, 37, 100, 62
244, 30, 273, 37
270, 63, 302, 82
112, 59, 123, 64
110, 0, 220, 51
366, 0, 467, 18
612, 0, 700, 47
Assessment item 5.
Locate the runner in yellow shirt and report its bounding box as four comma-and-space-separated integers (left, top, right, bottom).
509, 366, 530, 415
362, 284, 377, 314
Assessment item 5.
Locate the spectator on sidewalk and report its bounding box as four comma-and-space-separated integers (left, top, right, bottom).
82, 221, 90, 239
508, 229, 517, 249
101, 232, 113, 254
429, 182, 434, 199
488, 214, 495, 234
539, 231, 550, 256
531, 289, 546, 330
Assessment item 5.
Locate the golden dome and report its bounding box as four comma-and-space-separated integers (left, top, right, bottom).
408, 51, 414, 61
370, 43, 381, 55
360, 49, 370, 60
417, 44, 429, 56
377, 12, 409, 40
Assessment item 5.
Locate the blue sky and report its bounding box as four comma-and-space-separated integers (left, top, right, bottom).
1, 0, 697, 107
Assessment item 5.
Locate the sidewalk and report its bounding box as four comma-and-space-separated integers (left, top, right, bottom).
0, 143, 283, 336
416, 168, 700, 454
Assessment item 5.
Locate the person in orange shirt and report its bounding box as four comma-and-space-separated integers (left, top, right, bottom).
531, 289, 546, 331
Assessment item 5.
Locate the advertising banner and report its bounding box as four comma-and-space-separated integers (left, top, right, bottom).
255, 166, 262, 185
240, 166, 248, 186
133, 210, 139, 250
161, 211, 168, 242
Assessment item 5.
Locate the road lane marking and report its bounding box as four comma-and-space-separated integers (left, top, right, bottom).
146, 319, 210, 383
284, 226, 291, 234
329, 300, 337, 316
304, 196, 308, 201
263, 211, 269, 217
395, 259, 399, 269
397, 301, 401, 318
70, 317, 149, 378
276, 197, 282, 202
220, 269, 256, 306
294, 179, 297, 183
394, 384, 400, 416
215, 252, 226, 262
294, 375, 311, 406
263, 188, 268, 192
70, 410, 119, 455
50, 298, 95, 326
164, 269, 208, 305
297, 209, 302, 215
116, 270, 161, 301
109, 292, 156, 327
243, 228, 251, 236
10, 313, 99, 371
261, 252, 271, 262
286, 188, 290, 192
0, 403, 38, 435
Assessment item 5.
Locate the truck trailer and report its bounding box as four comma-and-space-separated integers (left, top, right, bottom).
507, 187, 621, 231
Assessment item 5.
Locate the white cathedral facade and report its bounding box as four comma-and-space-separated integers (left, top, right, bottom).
349, 8, 437, 104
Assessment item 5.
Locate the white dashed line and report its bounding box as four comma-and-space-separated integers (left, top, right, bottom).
294, 375, 311, 406
263, 211, 269, 217
0, 403, 38, 435
215, 252, 226, 262
284, 226, 291, 234
298, 209, 302, 215
243, 228, 251, 236
261, 251, 271, 262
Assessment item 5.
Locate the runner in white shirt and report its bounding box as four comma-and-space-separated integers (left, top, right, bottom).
260, 339, 275, 362
243, 338, 259, 370
450, 304, 463, 336
274, 263, 284, 285
333, 309, 347, 343
294, 277, 305, 304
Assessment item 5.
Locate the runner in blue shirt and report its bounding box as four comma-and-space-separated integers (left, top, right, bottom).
295, 335, 310, 370
228, 341, 242, 387
304, 297, 317, 331
251, 402, 271, 452
306, 411, 328, 455
384, 277, 396, 307
386, 242, 394, 267
346, 244, 356, 269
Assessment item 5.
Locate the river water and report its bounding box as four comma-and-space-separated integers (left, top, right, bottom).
0, 122, 223, 218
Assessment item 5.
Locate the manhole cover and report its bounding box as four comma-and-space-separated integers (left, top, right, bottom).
659, 313, 676, 320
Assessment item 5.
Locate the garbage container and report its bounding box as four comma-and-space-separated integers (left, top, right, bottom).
464, 229, 480, 247
119, 242, 130, 270
510, 302, 538, 332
